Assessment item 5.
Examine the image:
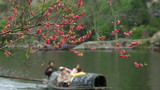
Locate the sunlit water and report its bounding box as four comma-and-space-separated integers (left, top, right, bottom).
0, 49, 160, 90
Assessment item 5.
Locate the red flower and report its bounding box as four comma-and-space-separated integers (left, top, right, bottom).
76, 24, 82, 31
7, 24, 10, 28
117, 20, 120, 25
26, 0, 31, 4
49, 7, 53, 11
78, 0, 82, 9
12, 8, 17, 15
45, 12, 50, 17
45, 22, 50, 27
7, 16, 13, 21
134, 62, 139, 68
116, 43, 120, 47
108, 0, 113, 6
30, 49, 36, 53
114, 29, 118, 33
120, 50, 125, 55
4, 52, 10, 57
112, 31, 115, 35
91, 46, 96, 51
53, 45, 59, 49
140, 63, 144, 67
10, 40, 13, 43
70, 36, 75, 39
97, 36, 104, 40
41, 33, 45, 38
70, 50, 73, 53
70, 40, 75, 44
88, 30, 92, 34
17, 32, 23, 37
27, 21, 30, 25
36, 29, 42, 34
45, 38, 50, 44
124, 32, 129, 36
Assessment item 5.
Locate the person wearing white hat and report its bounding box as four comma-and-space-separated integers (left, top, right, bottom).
57, 67, 71, 87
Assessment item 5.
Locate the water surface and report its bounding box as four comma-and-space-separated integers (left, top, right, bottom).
0, 49, 160, 90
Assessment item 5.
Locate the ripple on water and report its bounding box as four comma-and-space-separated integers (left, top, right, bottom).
0, 78, 47, 90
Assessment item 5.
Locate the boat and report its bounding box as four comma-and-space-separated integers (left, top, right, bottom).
154, 47, 160, 52
47, 71, 107, 90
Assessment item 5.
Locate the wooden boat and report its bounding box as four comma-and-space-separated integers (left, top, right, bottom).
47, 72, 107, 90
154, 47, 160, 52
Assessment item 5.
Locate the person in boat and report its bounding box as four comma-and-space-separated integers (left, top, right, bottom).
72, 67, 86, 77
70, 64, 80, 76
57, 67, 71, 87
45, 61, 57, 78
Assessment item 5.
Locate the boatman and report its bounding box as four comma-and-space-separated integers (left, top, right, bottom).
45, 61, 57, 78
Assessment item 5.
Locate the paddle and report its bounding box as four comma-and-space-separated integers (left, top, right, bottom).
0, 75, 46, 82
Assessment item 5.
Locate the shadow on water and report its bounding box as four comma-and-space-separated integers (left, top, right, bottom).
0, 49, 160, 90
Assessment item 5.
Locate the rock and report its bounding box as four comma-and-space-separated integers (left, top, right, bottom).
150, 31, 160, 44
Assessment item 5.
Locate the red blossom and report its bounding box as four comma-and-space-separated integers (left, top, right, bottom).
117, 20, 120, 25
140, 63, 144, 67
108, 0, 113, 6
91, 46, 96, 51
45, 38, 50, 44
4, 52, 10, 57
53, 45, 59, 49
7, 16, 13, 21
120, 50, 125, 55
30, 49, 36, 53
78, 0, 82, 9
70, 40, 75, 44
134, 62, 139, 68
12, 8, 17, 15
88, 30, 92, 34
45, 12, 50, 17
76, 24, 82, 31
48, 7, 53, 11
116, 43, 120, 47
26, 0, 31, 4
17, 32, 23, 37
97, 36, 104, 40
45, 22, 50, 27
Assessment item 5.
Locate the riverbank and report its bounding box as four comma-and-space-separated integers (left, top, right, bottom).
73, 38, 151, 50
8, 38, 153, 50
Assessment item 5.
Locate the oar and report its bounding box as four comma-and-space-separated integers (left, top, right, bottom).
0, 75, 46, 82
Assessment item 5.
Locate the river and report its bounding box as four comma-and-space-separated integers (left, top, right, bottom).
0, 49, 160, 90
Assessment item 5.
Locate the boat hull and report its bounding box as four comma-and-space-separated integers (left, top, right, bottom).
48, 72, 107, 90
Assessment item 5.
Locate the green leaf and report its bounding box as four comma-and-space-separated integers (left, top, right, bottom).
4, 40, 8, 44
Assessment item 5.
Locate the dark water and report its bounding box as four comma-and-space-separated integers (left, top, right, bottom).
0, 49, 160, 90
